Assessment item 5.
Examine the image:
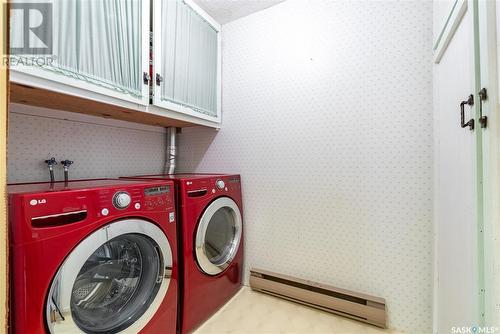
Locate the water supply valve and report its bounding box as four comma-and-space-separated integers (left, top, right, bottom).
60, 160, 73, 169
44, 157, 57, 182
45, 157, 57, 167
61, 159, 74, 182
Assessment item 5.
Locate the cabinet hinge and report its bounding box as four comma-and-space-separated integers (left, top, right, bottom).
479, 88, 488, 129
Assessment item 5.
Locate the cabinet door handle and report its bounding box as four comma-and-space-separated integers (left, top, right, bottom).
156, 73, 164, 86
479, 88, 488, 128
460, 94, 474, 130
143, 72, 150, 85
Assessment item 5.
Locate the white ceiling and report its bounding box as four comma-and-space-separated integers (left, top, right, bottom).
193, 0, 285, 25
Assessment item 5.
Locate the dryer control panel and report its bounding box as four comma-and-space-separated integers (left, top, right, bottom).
181, 175, 241, 204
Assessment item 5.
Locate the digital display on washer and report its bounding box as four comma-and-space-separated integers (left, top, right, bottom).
144, 186, 170, 196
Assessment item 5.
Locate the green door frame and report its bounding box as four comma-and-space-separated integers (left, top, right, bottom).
472, 0, 485, 325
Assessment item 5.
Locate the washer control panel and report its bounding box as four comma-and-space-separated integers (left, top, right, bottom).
113, 191, 132, 209
144, 185, 173, 210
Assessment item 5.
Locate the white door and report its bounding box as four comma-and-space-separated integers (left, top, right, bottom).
434, 1, 480, 332
46, 220, 173, 333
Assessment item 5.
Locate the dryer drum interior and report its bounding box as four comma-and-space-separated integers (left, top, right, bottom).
46, 219, 173, 334
195, 197, 242, 276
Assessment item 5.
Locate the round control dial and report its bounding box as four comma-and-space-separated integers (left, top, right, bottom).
216, 179, 225, 190
113, 191, 131, 209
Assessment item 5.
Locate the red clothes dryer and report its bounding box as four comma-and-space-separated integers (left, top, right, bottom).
9, 179, 178, 334
122, 174, 243, 333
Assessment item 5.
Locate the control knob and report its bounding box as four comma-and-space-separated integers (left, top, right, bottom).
216, 179, 225, 190
113, 192, 131, 209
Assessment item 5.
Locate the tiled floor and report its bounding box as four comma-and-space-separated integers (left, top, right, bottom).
194, 287, 401, 334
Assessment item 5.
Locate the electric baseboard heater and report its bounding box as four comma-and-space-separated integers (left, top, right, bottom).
249, 268, 386, 328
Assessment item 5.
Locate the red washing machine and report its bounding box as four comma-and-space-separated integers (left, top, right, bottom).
121, 174, 243, 333
9, 179, 179, 334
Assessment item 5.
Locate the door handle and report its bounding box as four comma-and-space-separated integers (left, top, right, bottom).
460, 94, 474, 130
479, 88, 488, 128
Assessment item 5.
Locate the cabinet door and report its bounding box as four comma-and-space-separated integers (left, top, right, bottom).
9, 0, 150, 106
153, 0, 221, 122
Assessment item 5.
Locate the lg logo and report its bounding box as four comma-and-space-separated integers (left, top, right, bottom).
29, 199, 46, 206
8, 2, 53, 55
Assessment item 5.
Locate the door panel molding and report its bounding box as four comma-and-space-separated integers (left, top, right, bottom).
434, 0, 468, 63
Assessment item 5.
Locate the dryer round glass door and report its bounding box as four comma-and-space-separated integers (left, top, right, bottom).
46, 219, 173, 334
195, 197, 242, 276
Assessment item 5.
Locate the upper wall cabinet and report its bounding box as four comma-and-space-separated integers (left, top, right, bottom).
153, 0, 222, 123
10, 0, 150, 105
9, 0, 221, 128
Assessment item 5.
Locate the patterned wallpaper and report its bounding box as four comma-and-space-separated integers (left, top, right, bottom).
7, 104, 166, 183
177, 0, 433, 332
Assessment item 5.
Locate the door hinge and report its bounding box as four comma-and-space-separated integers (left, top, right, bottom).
479, 88, 488, 129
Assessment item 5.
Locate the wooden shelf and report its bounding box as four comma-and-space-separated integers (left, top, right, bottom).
10, 82, 197, 128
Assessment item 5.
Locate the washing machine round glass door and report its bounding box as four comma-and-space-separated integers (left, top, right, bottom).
46, 219, 173, 334
195, 197, 242, 276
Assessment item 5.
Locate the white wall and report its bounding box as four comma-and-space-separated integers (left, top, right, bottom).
178, 0, 433, 332
8, 104, 166, 183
